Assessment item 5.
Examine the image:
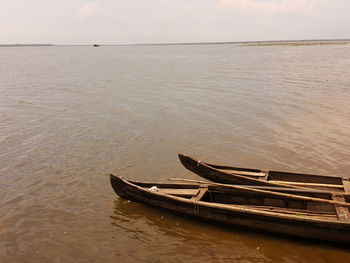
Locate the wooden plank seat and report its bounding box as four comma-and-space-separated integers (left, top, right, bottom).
217, 168, 266, 177
332, 194, 350, 222
191, 187, 208, 201
342, 177, 350, 193
156, 188, 199, 197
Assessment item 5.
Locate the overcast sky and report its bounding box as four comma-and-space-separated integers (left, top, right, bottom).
1, 0, 349, 44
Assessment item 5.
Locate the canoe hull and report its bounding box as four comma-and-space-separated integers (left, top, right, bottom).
178, 153, 274, 186
110, 175, 350, 244
178, 153, 345, 191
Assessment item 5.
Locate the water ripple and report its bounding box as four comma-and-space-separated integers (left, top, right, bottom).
1, 44, 350, 262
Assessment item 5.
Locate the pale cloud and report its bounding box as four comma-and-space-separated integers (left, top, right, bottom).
79, 2, 100, 16
217, 0, 315, 15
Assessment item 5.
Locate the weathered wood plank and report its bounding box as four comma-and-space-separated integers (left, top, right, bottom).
270, 180, 343, 189
244, 205, 337, 219
217, 168, 266, 177
157, 188, 199, 197
342, 177, 350, 193
191, 187, 207, 201
332, 194, 350, 222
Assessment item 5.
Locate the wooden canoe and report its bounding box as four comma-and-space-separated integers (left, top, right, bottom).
178, 153, 350, 192
110, 174, 350, 243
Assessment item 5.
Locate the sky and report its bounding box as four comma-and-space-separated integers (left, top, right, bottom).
0, 0, 349, 44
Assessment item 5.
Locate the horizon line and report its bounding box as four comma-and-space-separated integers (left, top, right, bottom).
1, 38, 350, 47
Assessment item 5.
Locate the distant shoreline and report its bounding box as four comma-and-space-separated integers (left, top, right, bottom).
125, 39, 350, 46
0, 44, 54, 47
242, 41, 350, 47
1, 39, 350, 47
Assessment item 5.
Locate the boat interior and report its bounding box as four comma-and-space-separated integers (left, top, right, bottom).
209, 163, 346, 188
132, 180, 350, 221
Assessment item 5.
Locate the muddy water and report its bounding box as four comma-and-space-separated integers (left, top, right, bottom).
1, 44, 350, 262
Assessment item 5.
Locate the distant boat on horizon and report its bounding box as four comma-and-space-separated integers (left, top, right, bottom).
93, 44, 100, 47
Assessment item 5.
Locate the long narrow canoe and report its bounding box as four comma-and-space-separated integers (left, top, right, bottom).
178, 153, 350, 192
110, 174, 350, 243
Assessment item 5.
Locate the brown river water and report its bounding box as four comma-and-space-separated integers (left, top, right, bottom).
1, 44, 350, 262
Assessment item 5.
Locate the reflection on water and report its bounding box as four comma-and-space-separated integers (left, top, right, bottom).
111, 199, 350, 263
1, 44, 350, 262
